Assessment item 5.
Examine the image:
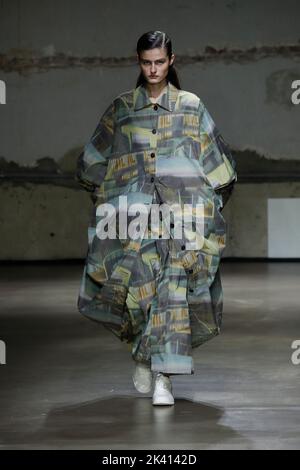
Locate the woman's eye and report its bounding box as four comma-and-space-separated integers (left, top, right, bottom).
142, 61, 165, 65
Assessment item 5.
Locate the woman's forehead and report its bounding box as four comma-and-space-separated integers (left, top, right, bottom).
139, 48, 168, 60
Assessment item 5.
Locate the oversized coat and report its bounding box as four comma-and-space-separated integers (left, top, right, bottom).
75, 81, 237, 375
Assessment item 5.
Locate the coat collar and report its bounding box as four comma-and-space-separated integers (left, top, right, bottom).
133, 81, 179, 112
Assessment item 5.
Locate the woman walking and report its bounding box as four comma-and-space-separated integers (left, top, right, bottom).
76, 31, 237, 406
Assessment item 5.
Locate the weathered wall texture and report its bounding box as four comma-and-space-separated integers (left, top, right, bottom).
0, 0, 300, 259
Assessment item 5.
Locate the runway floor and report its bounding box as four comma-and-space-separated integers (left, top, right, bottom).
0, 260, 299, 450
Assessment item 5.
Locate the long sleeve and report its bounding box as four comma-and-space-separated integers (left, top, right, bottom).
198, 102, 237, 209
75, 101, 115, 193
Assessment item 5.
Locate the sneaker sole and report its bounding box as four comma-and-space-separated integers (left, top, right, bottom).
152, 395, 175, 406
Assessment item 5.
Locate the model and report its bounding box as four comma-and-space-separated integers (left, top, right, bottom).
75, 30, 237, 406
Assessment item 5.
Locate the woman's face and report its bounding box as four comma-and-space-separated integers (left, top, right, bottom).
137, 47, 175, 86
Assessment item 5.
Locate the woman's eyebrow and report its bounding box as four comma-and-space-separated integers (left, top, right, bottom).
141, 58, 166, 61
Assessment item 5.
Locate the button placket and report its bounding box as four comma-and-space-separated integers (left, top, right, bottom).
149, 103, 159, 183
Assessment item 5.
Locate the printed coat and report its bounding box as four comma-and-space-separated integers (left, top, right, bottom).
75, 81, 237, 375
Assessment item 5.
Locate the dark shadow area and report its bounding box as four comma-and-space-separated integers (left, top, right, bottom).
1, 396, 246, 448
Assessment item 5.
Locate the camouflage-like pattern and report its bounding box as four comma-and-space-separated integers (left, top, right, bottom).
75, 81, 237, 375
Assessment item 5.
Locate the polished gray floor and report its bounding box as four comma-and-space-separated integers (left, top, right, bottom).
0, 260, 299, 449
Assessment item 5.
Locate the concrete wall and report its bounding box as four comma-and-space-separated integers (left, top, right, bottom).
0, 0, 300, 260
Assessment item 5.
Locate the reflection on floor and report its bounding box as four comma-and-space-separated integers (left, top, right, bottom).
0, 260, 299, 449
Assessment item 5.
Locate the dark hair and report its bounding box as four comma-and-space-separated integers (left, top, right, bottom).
135, 31, 181, 89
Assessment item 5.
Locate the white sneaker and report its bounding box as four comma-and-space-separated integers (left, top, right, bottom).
152, 373, 175, 406
132, 361, 153, 393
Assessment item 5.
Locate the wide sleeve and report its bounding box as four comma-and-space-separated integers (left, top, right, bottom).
75, 100, 115, 193
198, 101, 237, 209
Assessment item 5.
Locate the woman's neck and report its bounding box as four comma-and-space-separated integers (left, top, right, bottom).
146, 81, 168, 101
